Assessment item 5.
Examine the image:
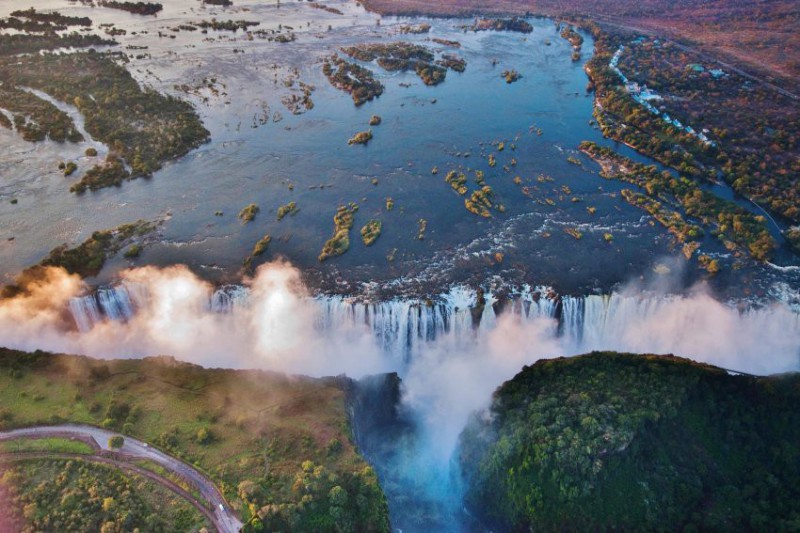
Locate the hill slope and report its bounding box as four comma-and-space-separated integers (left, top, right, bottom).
458, 352, 800, 531
0, 348, 389, 533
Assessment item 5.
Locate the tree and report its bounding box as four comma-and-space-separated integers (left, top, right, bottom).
108, 435, 124, 449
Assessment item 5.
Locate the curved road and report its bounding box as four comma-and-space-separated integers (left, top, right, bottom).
0, 425, 243, 533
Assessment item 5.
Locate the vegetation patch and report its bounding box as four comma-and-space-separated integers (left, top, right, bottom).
399, 23, 430, 34
467, 18, 532, 33
465, 186, 495, 218
98, 1, 163, 16
322, 57, 384, 106
238, 203, 260, 223
581, 141, 775, 261
0, 437, 94, 455
360, 220, 382, 246
502, 69, 521, 83
445, 170, 468, 195
416, 218, 427, 240
0, 457, 208, 531
341, 42, 455, 86
432, 38, 461, 48
319, 203, 358, 261
0, 87, 83, 143
251, 234, 272, 256
348, 129, 373, 145
194, 19, 260, 32
276, 201, 298, 221
0, 52, 209, 193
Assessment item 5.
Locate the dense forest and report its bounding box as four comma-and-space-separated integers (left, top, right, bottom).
459, 352, 800, 531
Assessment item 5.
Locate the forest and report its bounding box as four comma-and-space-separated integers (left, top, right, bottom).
459, 352, 800, 531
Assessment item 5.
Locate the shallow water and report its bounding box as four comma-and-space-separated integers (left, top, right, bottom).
3, 1, 796, 297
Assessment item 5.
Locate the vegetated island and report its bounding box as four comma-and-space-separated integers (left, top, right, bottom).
98, 1, 163, 16
466, 17, 532, 33
459, 351, 800, 531
348, 129, 373, 145
1, 219, 161, 298
0, 14, 209, 194
340, 42, 466, 86
360, 220, 382, 246
319, 203, 358, 261
322, 56, 385, 106
0, 348, 391, 533
580, 141, 776, 262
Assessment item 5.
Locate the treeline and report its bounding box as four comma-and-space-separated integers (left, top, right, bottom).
241, 461, 389, 533
0, 32, 114, 55
459, 352, 800, 531
10, 8, 92, 28
581, 22, 800, 253
581, 141, 776, 261
98, 1, 163, 15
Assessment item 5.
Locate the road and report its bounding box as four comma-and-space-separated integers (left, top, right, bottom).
0, 425, 244, 533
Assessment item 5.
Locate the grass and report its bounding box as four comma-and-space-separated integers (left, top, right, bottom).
0, 348, 380, 521
0, 437, 94, 455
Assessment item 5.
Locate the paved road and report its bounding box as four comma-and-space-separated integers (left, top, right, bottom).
0, 425, 243, 533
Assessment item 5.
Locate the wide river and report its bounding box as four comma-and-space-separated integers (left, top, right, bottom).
1, 0, 797, 301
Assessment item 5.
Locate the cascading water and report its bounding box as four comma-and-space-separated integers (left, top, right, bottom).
67, 281, 800, 373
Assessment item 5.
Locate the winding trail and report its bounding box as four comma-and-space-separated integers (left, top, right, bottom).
0, 425, 243, 533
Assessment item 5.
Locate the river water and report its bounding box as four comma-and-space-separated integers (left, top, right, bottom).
1, 0, 797, 299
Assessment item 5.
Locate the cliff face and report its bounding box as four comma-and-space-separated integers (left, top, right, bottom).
346, 372, 407, 458
458, 352, 800, 531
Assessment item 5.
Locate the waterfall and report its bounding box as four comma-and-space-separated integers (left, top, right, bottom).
67, 282, 800, 371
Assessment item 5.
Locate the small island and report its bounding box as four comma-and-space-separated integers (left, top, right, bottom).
348, 129, 373, 145
360, 220, 382, 246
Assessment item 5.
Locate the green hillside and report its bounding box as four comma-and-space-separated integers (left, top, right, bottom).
0, 348, 389, 533
459, 352, 800, 531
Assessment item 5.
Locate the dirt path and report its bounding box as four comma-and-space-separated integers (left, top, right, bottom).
0, 425, 244, 533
